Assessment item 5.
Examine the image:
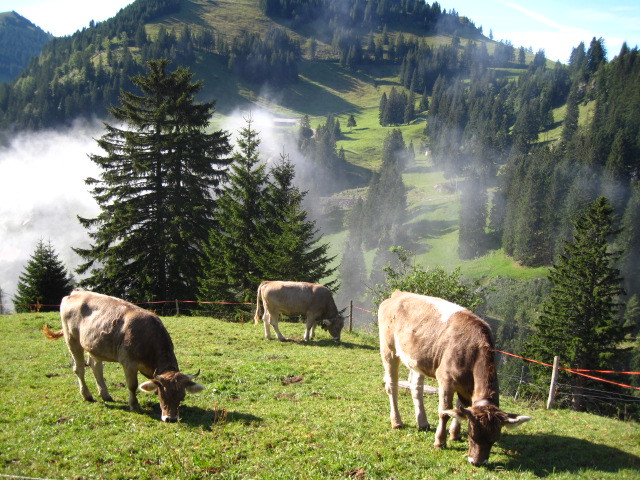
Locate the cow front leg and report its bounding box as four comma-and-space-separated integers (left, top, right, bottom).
434, 377, 455, 448
122, 363, 141, 411
88, 356, 114, 402
67, 340, 94, 402
382, 352, 403, 429
409, 369, 429, 431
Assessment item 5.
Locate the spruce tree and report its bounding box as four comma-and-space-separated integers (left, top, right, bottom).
524, 197, 625, 411
199, 117, 269, 303
254, 154, 337, 288
75, 59, 231, 302
13, 240, 74, 313
347, 114, 357, 131
458, 173, 488, 259
561, 84, 580, 147
622, 295, 640, 338
618, 182, 640, 297
361, 129, 408, 248
337, 233, 367, 306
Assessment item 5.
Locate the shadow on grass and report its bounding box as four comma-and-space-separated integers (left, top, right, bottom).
179, 405, 263, 430
310, 339, 378, 351
491, 433, 640, 476
278, 336, 377, 350
102, 401, 262, 430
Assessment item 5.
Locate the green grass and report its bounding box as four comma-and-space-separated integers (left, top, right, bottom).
1, 313, 639, 479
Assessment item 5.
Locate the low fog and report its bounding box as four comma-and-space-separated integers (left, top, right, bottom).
0, 120, 102, 311
0, 109, 324, 312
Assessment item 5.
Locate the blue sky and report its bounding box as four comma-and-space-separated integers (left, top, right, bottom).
2, 0, 639, 62
443, 0, 640, 62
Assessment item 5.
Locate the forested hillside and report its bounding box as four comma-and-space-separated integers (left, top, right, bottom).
0, 11, 52, 84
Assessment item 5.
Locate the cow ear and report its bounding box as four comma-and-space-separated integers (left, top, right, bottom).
139, 380, 159, 393
504, 414, 531, 429
186, 381, 204, 394
441, 408, 469, 422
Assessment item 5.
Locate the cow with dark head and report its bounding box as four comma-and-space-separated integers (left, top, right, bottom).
43, 290, 203, 422
254, 281, 344, 341
378, 290, 530, 465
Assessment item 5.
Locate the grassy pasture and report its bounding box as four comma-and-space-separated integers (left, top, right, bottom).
1, 313, 639, 479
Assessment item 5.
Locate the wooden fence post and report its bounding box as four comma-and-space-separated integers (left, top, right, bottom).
175, 299, 180, 317
547, 355, 559, 409
349, 300, 353, 332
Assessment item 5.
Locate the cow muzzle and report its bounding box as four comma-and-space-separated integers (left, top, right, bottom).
162, 415, 178, 423
468, 457, 488, 466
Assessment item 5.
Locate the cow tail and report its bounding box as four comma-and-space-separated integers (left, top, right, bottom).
254, 283, 263, 325
43, 324, 64, 340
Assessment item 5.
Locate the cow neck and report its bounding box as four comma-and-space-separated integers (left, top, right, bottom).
471, 346, 500, 407
152, 352, 180, 376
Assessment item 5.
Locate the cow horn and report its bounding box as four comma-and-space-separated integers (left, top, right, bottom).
187, 369, 200, 380
153, 368, 161, 380
322, 319, 331, 326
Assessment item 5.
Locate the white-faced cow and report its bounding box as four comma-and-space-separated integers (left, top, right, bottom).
378, 290, 530, 465
43, 290, 204, 422
254, 281, 344, 342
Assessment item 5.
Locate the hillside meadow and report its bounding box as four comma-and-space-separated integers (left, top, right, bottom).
1, 312, 638, 479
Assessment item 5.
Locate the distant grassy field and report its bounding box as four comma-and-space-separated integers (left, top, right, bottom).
1, 313, 638, 479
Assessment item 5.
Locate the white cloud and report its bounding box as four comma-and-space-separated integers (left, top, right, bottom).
0, 121, 102, 310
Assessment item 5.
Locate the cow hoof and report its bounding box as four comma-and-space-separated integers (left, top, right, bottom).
84, 395, 95, 402
391, 422, 404, 429
102, 395, 115, 402
434, 442, 446, 449
418, 424, 431, 432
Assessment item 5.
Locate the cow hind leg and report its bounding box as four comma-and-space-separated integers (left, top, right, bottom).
449, 396, 466, 441
66, 340, 94, 402
262, 309, 272, 340
122, 363, 141, 411
382, 352, 403, 429
268, 310, 287, 341
409, 369, 430, 431
88, 356, 113, 402
304, 315, 317, 342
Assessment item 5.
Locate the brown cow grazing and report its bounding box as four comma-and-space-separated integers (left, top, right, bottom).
378, 290, 530, 465
254, 281, 344, 342
43, 290, 204, 422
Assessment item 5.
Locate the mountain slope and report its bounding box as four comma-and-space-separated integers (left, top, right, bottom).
0, 11, 52, 84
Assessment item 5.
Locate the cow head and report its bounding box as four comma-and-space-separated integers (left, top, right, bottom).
442, 405, 530, 465
139, 370, 204, 422
321, 314, 344, 341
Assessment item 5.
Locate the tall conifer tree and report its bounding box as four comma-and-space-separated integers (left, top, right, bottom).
199, 117, 267, 303
255, 154, 337, 288
75, 59, 231, 301
524, 197, 625, 411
